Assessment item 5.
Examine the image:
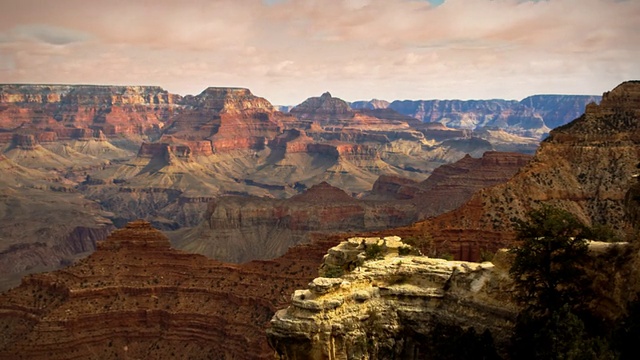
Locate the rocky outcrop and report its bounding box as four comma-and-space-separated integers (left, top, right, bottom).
166, 87, 288, 152
0, 221, 341, 359
268, 233, 640, 360
267, 236, 518, 359
396, 81, 640, 261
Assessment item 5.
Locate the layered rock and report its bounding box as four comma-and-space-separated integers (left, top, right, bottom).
165, 87, 288, 152
369, 151, 532, 218
385, 95, 600, 138
0, 84, 180, 139
395, 81, 640, 261
0, 186, 114, 291
0, 221, 341, 359
174, 182, 418, 263
267, 236, 518, 359
268, 234, 640, 359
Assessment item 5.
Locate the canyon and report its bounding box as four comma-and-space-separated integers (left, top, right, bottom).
0, 81, 638, 359
383, 81, 640, 262
0, 83, 560, 289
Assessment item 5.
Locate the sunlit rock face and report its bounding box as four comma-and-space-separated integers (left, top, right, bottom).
268, 235, 640, 360
268, 237, 519, 359
0, 84, 181, 140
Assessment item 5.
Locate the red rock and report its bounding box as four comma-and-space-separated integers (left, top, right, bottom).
388, 81, 640, 261
0, 220, 338, 359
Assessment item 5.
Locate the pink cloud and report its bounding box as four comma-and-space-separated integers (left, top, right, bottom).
0, 0, 638, 104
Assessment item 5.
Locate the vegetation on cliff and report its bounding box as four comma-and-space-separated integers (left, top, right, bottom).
508, 205, 640, 360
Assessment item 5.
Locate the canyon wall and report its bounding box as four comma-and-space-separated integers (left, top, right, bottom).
396, 81, 640, 261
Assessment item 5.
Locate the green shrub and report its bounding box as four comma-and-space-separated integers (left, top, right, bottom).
365, 243, 384, 260
398, 246, 412, 256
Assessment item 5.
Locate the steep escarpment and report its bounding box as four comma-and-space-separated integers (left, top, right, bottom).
268, 237, 518, 359
174, 182, 417, 263
398, 81, 640, 261
0, 84, 180, 140
386, 95, 600, 138
369, 151, 532, 217
0, 221, 339, 359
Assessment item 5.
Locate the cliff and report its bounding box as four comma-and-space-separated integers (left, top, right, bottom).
0, 221, 341, 359
268, 236, 518, 359
0, 84, 180, 139
386, 95, 600, 138
396, 81, 640, 261
174, 182, 418, 263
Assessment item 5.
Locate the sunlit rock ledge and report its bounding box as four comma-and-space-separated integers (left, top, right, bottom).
267, 236, 519, 359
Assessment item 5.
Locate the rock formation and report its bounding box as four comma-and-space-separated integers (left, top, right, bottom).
175, 150, 531, 264
0, 84, 180, 141
174, 182, 417, 263
385, 95, 601, 138
165, 87, 289, 153
369, 151, 532, 217
0, 220, 342, 359
268, 236, 518, 359
0, 154, 114, 291
393, 81, 640, 261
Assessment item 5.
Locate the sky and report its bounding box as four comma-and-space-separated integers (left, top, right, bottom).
0, 0, 638, 105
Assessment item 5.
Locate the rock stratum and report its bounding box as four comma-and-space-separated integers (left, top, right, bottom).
393, 81, 640, 261
0, 221, 340, 359
352, 94, 601, 139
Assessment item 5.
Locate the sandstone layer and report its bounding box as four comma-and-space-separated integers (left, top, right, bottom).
268, 235, 640, 360
268, 236, 518, 359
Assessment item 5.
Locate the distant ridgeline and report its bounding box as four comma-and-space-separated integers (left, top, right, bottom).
350, 94, 601, 138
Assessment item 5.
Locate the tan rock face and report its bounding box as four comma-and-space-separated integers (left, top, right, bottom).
267, 237, 519, 359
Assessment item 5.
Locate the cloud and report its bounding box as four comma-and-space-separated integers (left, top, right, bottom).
0, 0, 637, 104
0, 24, 91, 48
